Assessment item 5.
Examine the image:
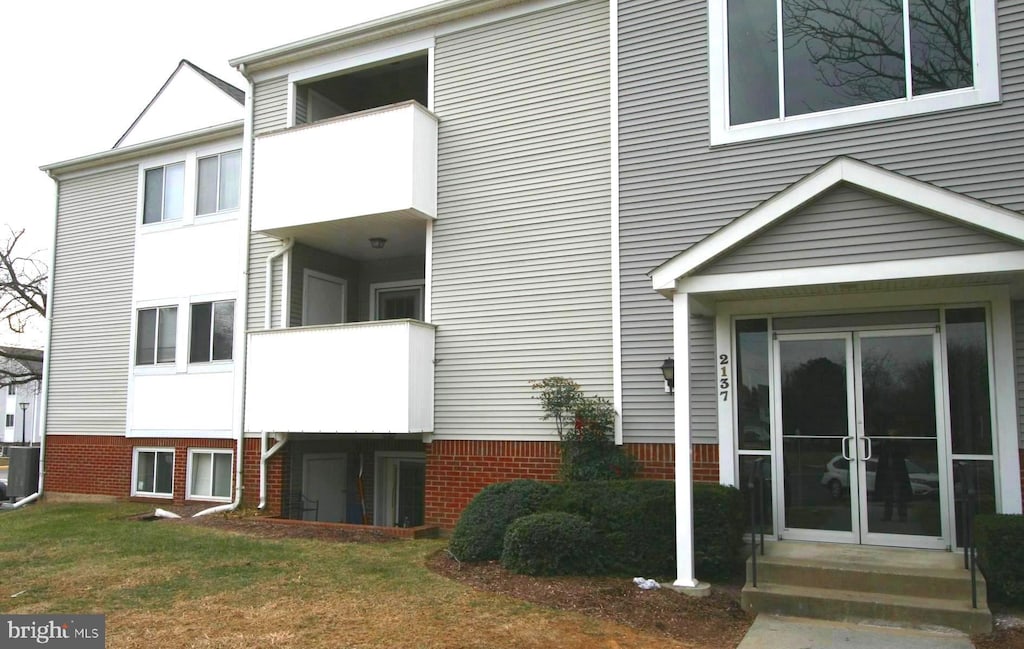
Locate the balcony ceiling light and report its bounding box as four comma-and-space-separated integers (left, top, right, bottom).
369, 237, 387, 249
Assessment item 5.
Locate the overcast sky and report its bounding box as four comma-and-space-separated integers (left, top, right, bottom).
0, 0, 436, 346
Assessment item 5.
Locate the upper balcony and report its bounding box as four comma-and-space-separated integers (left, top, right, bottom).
251, 101, 438, 239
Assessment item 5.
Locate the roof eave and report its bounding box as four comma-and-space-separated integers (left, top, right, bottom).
229, 0, 527, 73
41, 121, 244, 177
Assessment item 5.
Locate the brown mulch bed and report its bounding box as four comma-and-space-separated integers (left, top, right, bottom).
426, 550, 751, 649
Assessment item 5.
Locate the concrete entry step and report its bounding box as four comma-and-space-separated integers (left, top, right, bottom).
741, 541, 992, 634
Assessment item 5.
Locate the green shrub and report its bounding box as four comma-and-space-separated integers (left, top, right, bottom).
501, 512, 601, 575
543, 480, 675, 577
975, 514, 1024, 603
693, 483, 747, 581
450, 478, 747, 582
448, 480, 553, 562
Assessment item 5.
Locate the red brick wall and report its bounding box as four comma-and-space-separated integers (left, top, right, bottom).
43, 434, 284, 510
425, 440, 720, 528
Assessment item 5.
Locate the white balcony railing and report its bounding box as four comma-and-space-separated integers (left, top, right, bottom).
245, 320, 435, 434
251, 101, 437, 235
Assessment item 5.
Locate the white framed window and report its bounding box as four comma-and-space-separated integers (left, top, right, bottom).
5, 414, 12, 427
7, 385, 14, 395
370, 281, 425, 321
189, 300, 234, 363
196, 150, 242, 215
133, 448, 174, 498
187, 449, 233, 501
710, 0, 999, 144
143, 162, 185, 224
136, 306, 177, 366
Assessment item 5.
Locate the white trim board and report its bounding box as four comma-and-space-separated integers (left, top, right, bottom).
651, 157, 1024, 294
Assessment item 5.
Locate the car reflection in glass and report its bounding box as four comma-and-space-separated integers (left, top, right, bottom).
820, 455, 940, 500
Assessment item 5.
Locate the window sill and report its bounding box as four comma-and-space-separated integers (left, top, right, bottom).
193, 209, 239, 225
131, 492, 174, 500
134, 365, 178, 377
710, 87, 1001, 147
187, 362, 234, 374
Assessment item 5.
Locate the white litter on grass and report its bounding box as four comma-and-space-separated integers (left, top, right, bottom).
633, 577, 661, 590
153, 508, 181, 519
11, 591, 26, 598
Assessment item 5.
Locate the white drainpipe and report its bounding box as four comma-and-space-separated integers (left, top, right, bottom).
259, 431, 288, 510
265, 238, 294, 329
194, 63, 257, 518
13, 173, 63, 509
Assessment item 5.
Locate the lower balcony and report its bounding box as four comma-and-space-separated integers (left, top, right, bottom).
245, 320, 435, 434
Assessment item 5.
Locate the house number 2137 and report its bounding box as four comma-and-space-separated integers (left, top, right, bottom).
719, 354, 730, 401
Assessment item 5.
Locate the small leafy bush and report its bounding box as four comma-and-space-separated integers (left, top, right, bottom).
448, 479, 553, 562
693, 483, 747, 581
975, 514, 1024, 603
501, 512, 601, 575
531, 376, 638, 481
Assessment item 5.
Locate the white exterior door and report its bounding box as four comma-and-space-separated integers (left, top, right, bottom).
301, 453, 347, 522
302, 270, 346, 326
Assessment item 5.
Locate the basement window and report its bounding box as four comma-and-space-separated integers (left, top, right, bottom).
294, 53, 428, 125
134, 448, 174, 498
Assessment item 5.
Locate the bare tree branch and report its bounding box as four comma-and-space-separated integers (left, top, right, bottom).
0, 227, 47, 385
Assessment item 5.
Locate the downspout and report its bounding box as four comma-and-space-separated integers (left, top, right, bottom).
265, 238, 294, 329
13, 173, 62, 508
258, 431, 288, 510
194, 62, 257, 517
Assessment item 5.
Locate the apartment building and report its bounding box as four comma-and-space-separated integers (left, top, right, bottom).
33, 0, 1024, 625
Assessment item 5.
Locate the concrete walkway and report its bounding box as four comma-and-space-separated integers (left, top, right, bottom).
737, 615, 974, 649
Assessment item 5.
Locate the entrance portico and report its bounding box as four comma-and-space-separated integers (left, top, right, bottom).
652, 157, 1024, 586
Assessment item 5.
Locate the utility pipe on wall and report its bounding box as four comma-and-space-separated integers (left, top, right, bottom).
194, 62, 257, 518
258, 431, 288, 510
265, 238, 294, 329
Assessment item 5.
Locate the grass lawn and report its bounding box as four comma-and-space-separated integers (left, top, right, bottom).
0, 503, 694, 649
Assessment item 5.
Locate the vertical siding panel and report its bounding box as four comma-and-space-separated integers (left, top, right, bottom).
432, 0, 612, 438
48, 166, 137, 435
1015, 300, 1024, 441
618, 0, 1024, 444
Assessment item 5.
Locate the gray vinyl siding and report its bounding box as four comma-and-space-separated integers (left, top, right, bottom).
247, 75, 291, 331
1015, 300, 1024, 446
618, 0, 1024, 444
253, 76, 288, 135
48, 166, 137, 435
431, 0, 612, 438
705, 185, 1021, 275
247, 234, 284, 330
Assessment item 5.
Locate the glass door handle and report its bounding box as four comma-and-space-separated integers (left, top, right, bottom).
861, 436, 873, 460
841, 436, 854, 461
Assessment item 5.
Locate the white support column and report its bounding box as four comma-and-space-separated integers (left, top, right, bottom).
715, 312, 735, 487
991, 292, 1023, 514
673, 291, 701, 590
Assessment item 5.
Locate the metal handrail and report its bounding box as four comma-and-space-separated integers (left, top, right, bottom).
958, 461, 979, 609
748, 458, 766, 588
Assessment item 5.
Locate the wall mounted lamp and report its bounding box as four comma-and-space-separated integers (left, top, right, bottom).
660, 357, 674, 394
369, 237, 387, 249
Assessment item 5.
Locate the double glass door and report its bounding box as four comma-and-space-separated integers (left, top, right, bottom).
775, 329, 946, 548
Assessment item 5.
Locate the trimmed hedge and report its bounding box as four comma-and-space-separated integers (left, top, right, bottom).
449, 478, 747, 581
693, 482, 747, 581
501, 512, 601, 575
543, 480, 676, 577
975, 514, 1024, 603
448, 479, 554, 562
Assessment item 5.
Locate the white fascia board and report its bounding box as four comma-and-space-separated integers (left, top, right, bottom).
41, 121, 243, 179
651, 157, 1024, 292
230, 0, 526, 72
676, 250, 1024, 295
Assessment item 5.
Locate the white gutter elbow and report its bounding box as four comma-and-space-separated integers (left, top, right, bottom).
265, 238, 294, 329
258, 431, 288, 510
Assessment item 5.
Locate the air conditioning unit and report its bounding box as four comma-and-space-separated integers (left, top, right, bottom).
8, 446, 40, 499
